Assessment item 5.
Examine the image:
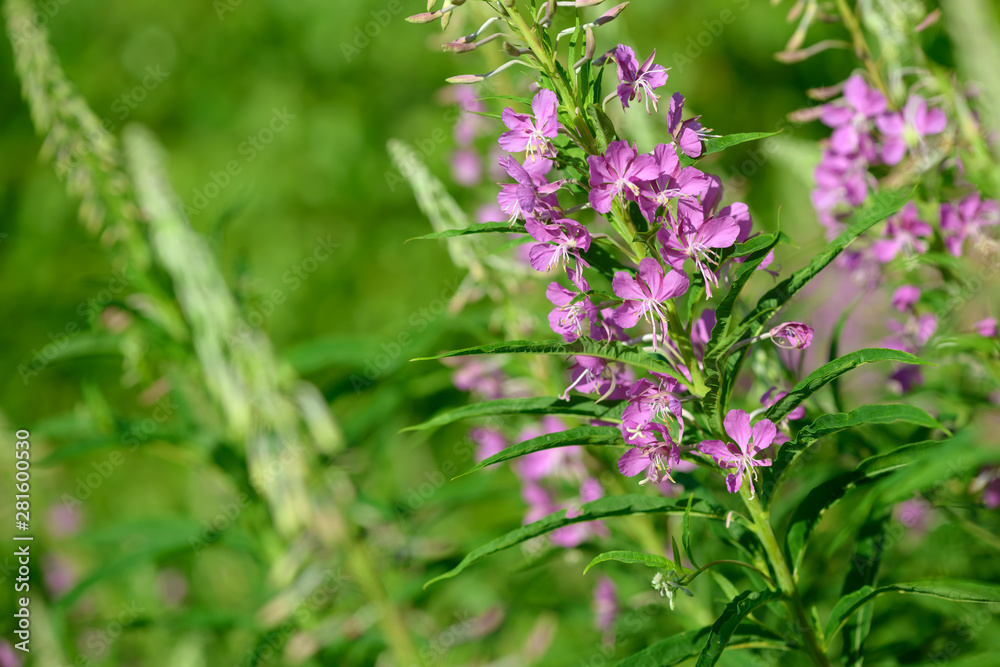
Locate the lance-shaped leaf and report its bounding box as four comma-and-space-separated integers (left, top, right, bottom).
738, 188, 912, 337
458, 425, 623, 478
783, 439, 946, 577
761, 402, 944, 507
764, 349, 933, 424
696, 589, 784, 666
584, 549, 691, 575
406, 221, 526, 242
413, 337, 690, 388
401, 396, 626, 433
839, 511, 890, 667
678, 131, 782, 168
616, 624, 792, 667
424, 495, 727, 588
825, 580, 1000, 643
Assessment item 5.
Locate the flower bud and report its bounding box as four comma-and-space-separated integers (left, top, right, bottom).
769, 322, 814, 350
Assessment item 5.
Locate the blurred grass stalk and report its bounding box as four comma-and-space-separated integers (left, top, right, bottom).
942, 0, 1000, 169
4, 0, 421, 663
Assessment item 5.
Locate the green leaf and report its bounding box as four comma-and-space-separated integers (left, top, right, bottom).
616, 628, 712, 667
683, 493, 699, 569
424, 495, 727, 588
678, 131, 782, 168
762, 402, 944, 507
696, 589, 784, 666
840, 511, 890, 667
739, 188, 912, 336
458, 426, 623, 478
412, 337, 690, 388
406, 221, 524, 242
584, 549, 691, 575
764, 349, 933, 423
782, 440, 946, 576
825, 580, 1000, 642
401, 396, 626, 433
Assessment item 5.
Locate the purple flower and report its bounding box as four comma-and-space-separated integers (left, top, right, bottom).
892, 285, 921, 313
611, 258, 689, 348
769, 322, 814, 350
522, 480, 607, 548
876, 95, 947, 165
894, 494, 932, 533
667, 93, 708, 158
525, 218, 591, 273
698, 409, 775, 497
612, 44, 669, 113
48, 504, 81, 537
516, 417, 584, 481
872, 202, 932, 262
637, 143, 713, 221
617, 424, 680, 486
941, 194, 1000, 257
657, 201, 741, 298
587, 140, 660, 214
885, 314, 937, 354
561, 356, 633, 401
447, 358, 506, 399
497, 154, 562, 224
0, 640, 21, 667
451, 148, 482, 186
812, 150, 873, 235
974, 467, 1000, 509
499, 88, 562, 164
593, 577, 619, 635
820, 74, 887, 156
547, 274, 598, 343
620, 372, 684, 448
975, 318, 998, 338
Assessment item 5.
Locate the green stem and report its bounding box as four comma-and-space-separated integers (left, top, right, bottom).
664, 300, 708, 397
684, 559, 776, 588
834, 0, 889, 100
742, 488, 832, 667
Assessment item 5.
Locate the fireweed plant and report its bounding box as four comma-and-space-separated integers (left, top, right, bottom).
401, 1, 1000, 665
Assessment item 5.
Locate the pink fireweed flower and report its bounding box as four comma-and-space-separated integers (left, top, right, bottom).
768, 322, 814, 350
667, 93, 710, 159
521, 481, 606, 548
587, 140, 660, 214
975, 318, 998, 338
872, 202, 932, 263
611, 258, 689, 350
972, 466, 1000, 509
820, 74, 887, 156
446, 358, 506, 399
561, 356, 633, 401
617, 424, 680, 486
525, 218, 591, 274
894, 494, 932, 533
875, 95, 947, 166
892, 285, 921, 313
620, 372, 684, 445
547, 273, 599, 343
940, 194, 1000, 257
499, 88, 562, 165
698, 409, 775, 498
637, 143, 713, 222
516, 417, 586, 481
451, 148, 482, 187
885, 314, 937, 354
0, 640, 21, 667
612, 44, 669, 113
657, 200, 740, 298
497, 154, 562, 224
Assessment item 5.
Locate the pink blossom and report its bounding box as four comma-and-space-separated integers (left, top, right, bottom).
698, 409, 775, 497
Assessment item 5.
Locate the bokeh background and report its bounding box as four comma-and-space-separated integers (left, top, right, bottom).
0, 1, 997, 666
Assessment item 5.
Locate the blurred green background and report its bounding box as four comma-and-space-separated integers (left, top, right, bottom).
0, 1, 995, 666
